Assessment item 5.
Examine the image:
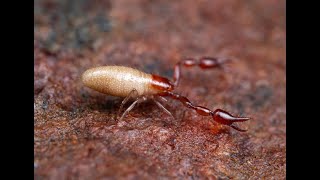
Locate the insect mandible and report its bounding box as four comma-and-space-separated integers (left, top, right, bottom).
82, 57, 250, 132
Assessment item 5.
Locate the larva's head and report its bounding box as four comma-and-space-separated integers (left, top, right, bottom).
150, 75, 174, 92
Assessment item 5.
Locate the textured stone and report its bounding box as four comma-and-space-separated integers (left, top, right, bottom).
34, 0, 286, 179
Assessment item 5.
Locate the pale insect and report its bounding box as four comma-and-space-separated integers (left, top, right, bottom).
82, 57, 250, 132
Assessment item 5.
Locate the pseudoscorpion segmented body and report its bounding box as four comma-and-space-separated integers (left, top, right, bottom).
82, 57, 250, 132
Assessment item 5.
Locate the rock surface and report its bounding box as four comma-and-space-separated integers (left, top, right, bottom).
34, 0, 286, 179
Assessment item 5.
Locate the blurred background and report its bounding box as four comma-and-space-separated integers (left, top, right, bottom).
35, 0, 285, 179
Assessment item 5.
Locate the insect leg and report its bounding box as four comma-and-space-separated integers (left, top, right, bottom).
117, 89, 138, 120
153, 99, 173, 118
158, 91, 250, 132
118, 96, 147, 122
157, 96, 168, 102
173, 57, 232, 87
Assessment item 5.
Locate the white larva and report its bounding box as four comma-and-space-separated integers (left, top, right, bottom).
82, 66, 158, 97
81, 57, 250, 132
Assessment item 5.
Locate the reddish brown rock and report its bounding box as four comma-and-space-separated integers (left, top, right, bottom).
34, 0, 286, 179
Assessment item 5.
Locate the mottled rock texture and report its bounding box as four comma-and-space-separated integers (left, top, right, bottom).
34, 0, 286, 179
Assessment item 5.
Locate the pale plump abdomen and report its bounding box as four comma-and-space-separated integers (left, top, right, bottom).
82, 66, 155, 97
